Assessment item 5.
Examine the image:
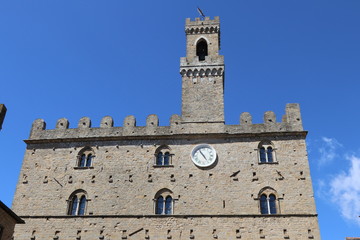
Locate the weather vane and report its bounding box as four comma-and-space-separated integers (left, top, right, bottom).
197, 7, 205, 20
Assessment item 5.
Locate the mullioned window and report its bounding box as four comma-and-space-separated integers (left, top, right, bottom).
76, 147, 95, 168
258, 187, 279, 215
258, 141, 276, 163
68, 190, 88, 216
154, 189, 173, 215
154, 145, 173, 167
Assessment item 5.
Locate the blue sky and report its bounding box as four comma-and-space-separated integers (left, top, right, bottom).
0, 0, 359, 239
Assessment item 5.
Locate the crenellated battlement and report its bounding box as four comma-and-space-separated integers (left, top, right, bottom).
186, 16, 220, 24
185, 16, 220, 35
27, 104, 304, 142
185, 17, 220, 38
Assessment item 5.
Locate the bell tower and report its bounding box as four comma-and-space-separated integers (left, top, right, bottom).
180, 16, 225, 123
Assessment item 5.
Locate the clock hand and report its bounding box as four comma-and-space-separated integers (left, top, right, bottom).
199, 150, 207, 160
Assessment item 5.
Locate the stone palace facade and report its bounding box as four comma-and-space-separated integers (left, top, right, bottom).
12, 16, 321, 239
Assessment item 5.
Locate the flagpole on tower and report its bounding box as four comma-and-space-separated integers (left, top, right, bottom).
197, 7, 205, 20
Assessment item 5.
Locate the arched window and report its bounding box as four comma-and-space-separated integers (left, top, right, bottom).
68, 190, 88, 216
156, 196, 164, 214
258, 187, 278, 215
269, 194, 277, 214
156, 152, 163, 166
165, 196, 172, 214
70, 196, 78, 215
80, 154, 86, 167
77, 147, 95, 168
259, 147, 266, 163
266, 147, 273, 163
260, 194, 268, 214
196, 39, 208, 61
154, 189, 173, 215
155, 146, 173, 166
86, 154, 93, 167
258, 141, 276, 163
164, 152, 170, 165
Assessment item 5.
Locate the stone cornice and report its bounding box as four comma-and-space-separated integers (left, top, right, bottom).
24, 131, 307, 145
19, 213, 318, 219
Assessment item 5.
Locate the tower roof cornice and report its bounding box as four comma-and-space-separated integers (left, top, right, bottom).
185, 16, 220, 35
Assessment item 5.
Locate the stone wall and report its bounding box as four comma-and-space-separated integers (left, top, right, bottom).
15, 216, 319, 240
13, 136, 315, 216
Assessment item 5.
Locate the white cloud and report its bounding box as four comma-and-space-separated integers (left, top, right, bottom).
318, 137, 343, 166
330, 155, 360, 226
316, 179, 327, 199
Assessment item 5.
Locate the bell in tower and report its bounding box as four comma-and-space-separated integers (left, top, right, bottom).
180, 16, 225, 124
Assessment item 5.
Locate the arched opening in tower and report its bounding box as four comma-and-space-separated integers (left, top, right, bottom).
196, 39, 208, 61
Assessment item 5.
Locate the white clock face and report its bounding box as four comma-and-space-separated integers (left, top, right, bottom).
191, 144, 217, 167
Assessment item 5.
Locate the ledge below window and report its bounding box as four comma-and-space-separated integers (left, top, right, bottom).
258, 162, 278, 165
153, 165, 174, 168
74, 167, 94, 170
